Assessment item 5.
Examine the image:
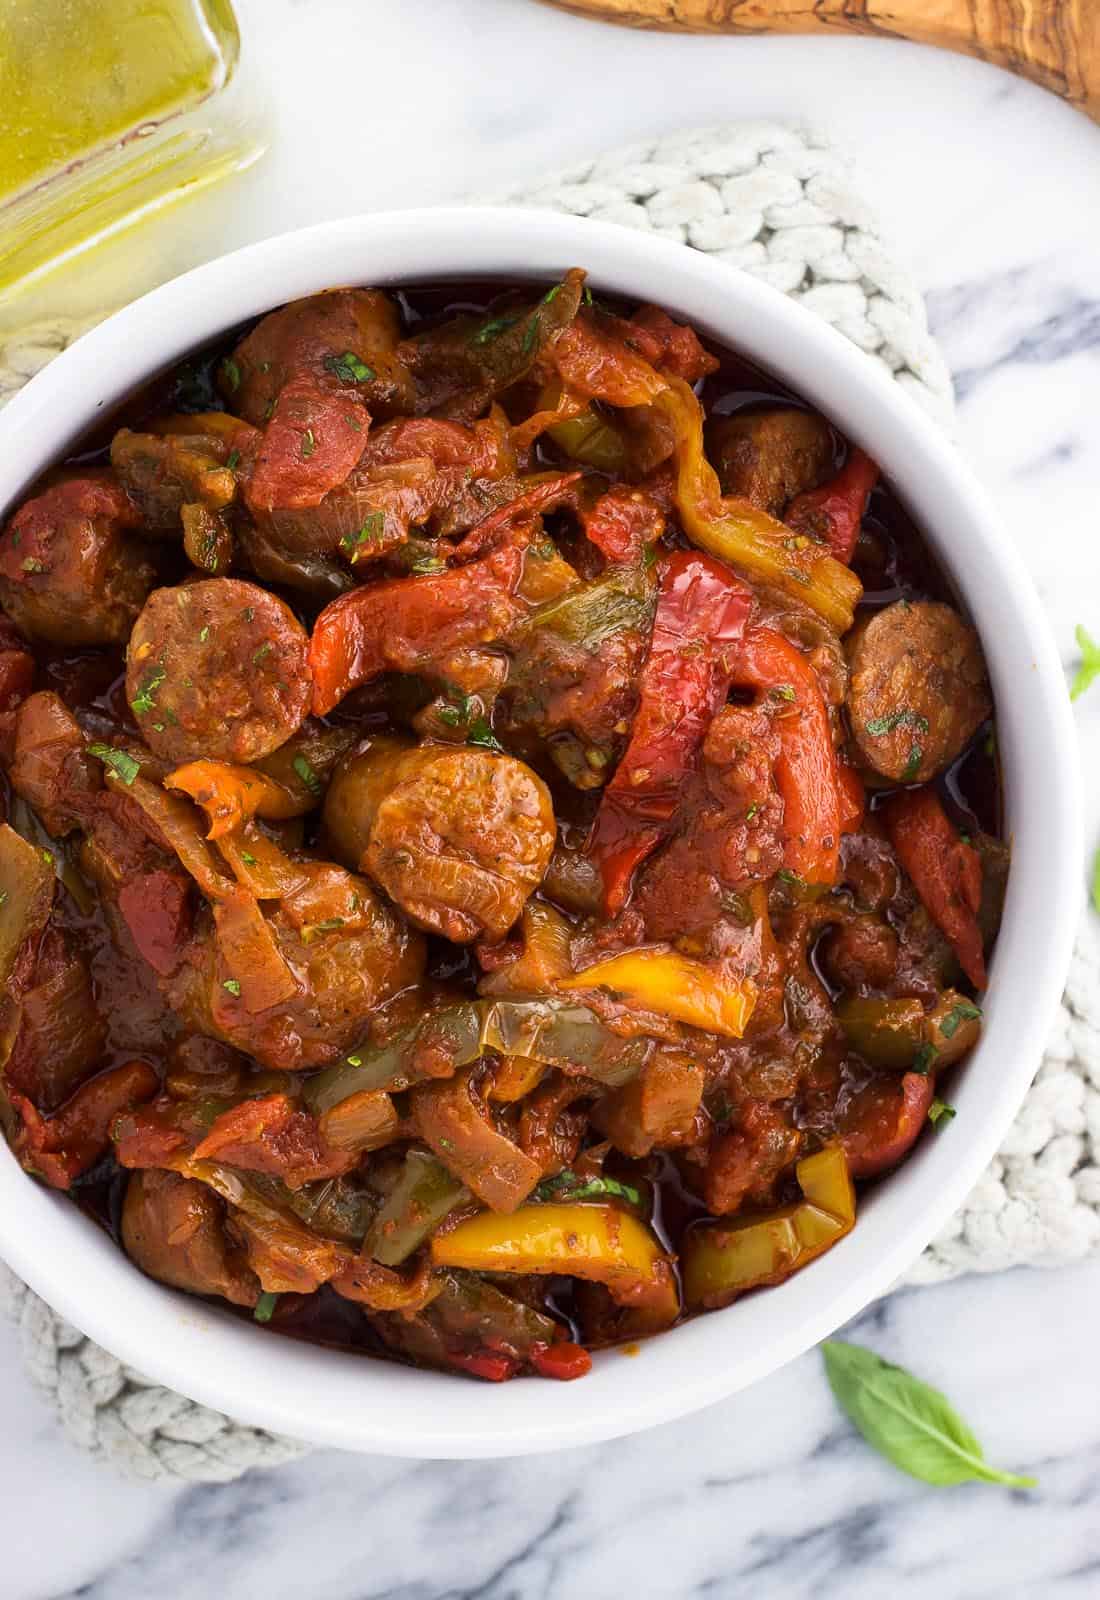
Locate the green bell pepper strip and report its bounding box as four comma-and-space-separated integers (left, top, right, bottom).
364, 1150, 470, 1266
304, 998, 652, 1115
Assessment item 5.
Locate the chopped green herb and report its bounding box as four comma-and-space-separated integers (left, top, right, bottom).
252, 642, 273, 665
745, 803, 760, 822
221, 358, 241, 393
471, 313, 519, 347
222, 978, 242, 997
912, 1042, 938, 1075
940, 1001, 981, 1039
346, 1054, 363, 1068
534, 1169, 642, 1206
642, 541, 659, 570
87, 744, 141, 786
310, 918, 345, 934
409, 554, 447, 575
1070, 624, 1100, 700
226, 449, 241, 473
582, 285, 594, 306
864, 709, 930, 737
293, 754, 322, 796
263, 399, 275, 421
10, 532, 19, 547
438, 1136, 455, 1152
240, 851, 257, 866
152, 722, 165, 733
253, 1292, 278, 1323
199, 625, 210, 642
20, 557, 44, 574
341, 512, 385, 554
928, 1097, 956, 1128
130, 664, 166, 717
467, 716, 504, 752
777, 869, 803, 887
533, 539, 556, 561
771, 684, 796, 702
323, 350, 375, 384
822, 1340, 1036, 1488
436, 704, 467, 728
300, 428, 317, 459
39, 848, 53, 867
902, 744, 923, 781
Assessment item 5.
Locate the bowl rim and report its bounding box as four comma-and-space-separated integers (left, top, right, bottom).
0, 206, 1082, 1457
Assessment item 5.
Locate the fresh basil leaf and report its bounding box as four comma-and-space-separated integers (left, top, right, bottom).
87, 744, 141, 786
534, 1169, 641, 1206
822, 1341, 1037, 1489
253, 1292, 278, 1323
466, 716, 503, 752
1071, 624, 1100, 701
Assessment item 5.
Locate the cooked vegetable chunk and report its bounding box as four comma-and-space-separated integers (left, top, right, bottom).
324, 737, 555, 942
847, 600, 991, 783
126, 578, 311, 764
0, 474, 155, 645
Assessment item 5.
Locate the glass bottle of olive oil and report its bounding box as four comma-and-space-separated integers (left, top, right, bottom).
0, 0, 264, 295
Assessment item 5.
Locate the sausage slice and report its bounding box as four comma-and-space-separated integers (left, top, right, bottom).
846, 600, 991, 783
0, 473, 155, 645
706, 408, 832, 516
126, 578, 311, 765
324, 737, 555, 942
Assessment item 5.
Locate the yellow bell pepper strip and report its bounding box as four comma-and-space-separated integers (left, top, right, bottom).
655, 377, 863, 632
561, 947, 757, 1039
304, 997, 652, 1115
166, 759, 304, 840
431, 1201, 679, 1313
683, 1145, 855, 1310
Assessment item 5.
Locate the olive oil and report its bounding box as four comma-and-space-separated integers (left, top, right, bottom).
0, 0, 262, 293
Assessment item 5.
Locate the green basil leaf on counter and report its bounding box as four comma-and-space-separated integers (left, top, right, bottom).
822, 1341, 1037, 1489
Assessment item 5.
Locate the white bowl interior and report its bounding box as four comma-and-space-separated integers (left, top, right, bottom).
0, 209, 1081, 1456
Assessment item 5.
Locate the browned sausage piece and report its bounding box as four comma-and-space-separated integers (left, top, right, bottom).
122, 1168, 259, 1307
846, 600, 991, 784
706, 408, 832, 515
0, 473, 156, 645
324, 736, 556, 942
222, 288, 414, 425
126, 578, 311, 765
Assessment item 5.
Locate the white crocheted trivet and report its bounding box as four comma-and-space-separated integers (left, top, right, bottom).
0, 121, 1095, 1483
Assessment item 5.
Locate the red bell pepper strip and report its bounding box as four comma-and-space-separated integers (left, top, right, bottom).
530, 1340, 593, 1380
309, 541, 526, 715
733, 626, 843, 886
836, 759, 866, 835
882, 787, 986, 989
12, 1060, 160, 1189
841, 1071, 935, 1179
587, 550, 753, 915
786, 447, 879, 564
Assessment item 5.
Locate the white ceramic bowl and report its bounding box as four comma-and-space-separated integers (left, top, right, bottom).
0, 209, 1081, 1456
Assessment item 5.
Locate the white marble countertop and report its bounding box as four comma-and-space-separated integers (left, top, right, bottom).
4, 2, 1100, 1595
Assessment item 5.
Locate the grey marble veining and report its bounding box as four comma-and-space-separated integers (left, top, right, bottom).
3, 4, 1100, 1597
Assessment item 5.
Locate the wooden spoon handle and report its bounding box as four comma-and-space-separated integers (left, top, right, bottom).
541, 1, 1100, 124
